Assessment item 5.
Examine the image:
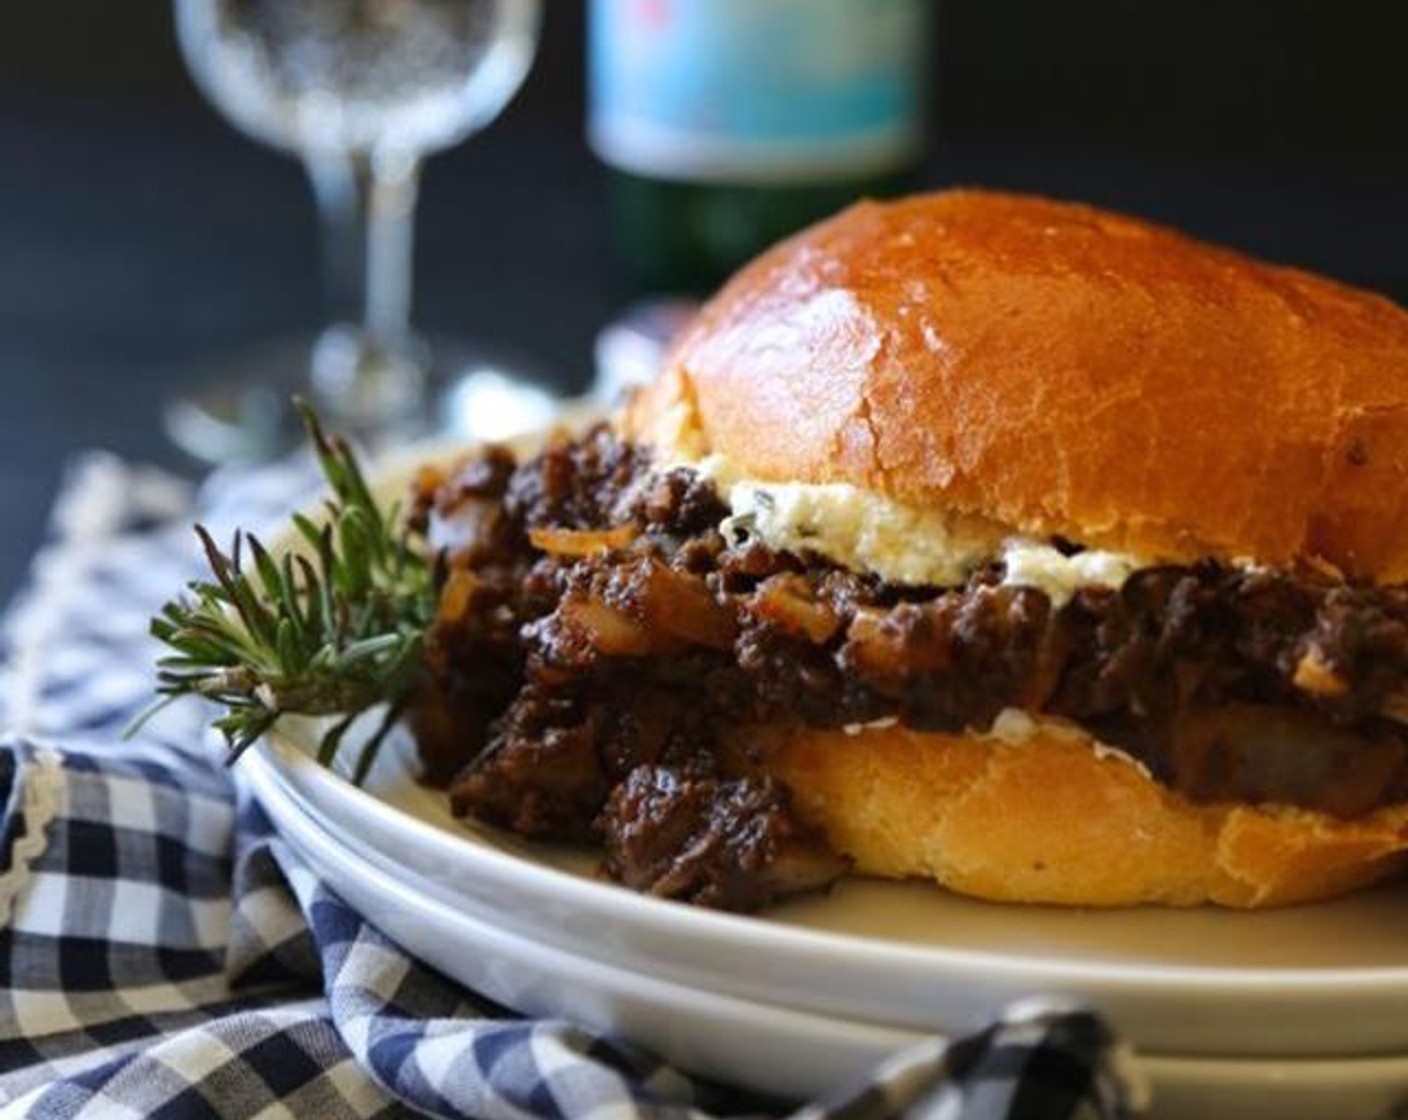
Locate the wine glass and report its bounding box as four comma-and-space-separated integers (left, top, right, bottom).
170, 0, 549, 461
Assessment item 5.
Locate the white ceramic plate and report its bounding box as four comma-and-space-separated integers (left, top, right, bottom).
245, 738, 1408, 1120
253, 722, 1408, 1059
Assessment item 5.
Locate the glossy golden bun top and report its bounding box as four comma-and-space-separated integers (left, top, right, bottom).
627, 189, 1408, 580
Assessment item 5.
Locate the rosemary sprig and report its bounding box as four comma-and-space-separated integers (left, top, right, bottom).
140, 401, 438, 779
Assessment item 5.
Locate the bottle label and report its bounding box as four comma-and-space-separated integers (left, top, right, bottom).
588, 0, 931, 184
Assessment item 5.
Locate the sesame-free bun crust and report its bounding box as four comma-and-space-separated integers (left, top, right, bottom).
742, 723, 1408, 908
628, 190, 1408, 580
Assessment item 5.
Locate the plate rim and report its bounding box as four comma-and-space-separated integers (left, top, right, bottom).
250, 736, 1408, 1112
257, 726, 1408, 995
245, 738, 937, 1099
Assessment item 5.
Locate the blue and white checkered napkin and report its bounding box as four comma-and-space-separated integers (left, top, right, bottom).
0, 450, 1141, 1120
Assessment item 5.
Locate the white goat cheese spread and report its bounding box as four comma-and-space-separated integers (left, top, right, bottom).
691, 455, 1147, 606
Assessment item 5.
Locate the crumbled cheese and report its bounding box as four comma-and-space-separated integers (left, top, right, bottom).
842, 716, 899, 737
983, 709, 1092, 745
689, 455, 1148, 601
722, 478, 999, 588
1091, 741, 1154, 780
983, 708, 1153, 778
984, 708, 1042, 744
998, 542, 1141, 608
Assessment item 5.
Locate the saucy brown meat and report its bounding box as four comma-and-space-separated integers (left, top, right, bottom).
600, 767, 849, 909
412, 426, 1408, 910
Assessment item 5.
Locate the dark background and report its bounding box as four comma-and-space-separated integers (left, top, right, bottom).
2, 0, 1405, 603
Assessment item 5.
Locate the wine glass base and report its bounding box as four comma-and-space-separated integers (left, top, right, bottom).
165, 336, 317, 464
166, 333, 559, 465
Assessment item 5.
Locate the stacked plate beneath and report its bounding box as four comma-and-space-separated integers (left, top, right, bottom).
245, 725, 1408, 1120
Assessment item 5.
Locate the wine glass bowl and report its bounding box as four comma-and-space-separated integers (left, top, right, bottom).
170, 0, 545, 460
175, 0, 540, 160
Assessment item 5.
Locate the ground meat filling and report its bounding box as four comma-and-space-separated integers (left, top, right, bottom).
412, 426, 1408, 910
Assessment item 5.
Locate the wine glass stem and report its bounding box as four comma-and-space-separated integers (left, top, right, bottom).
305, 151, 425, 419
366, 154, 420, 344
310, 150, 423, 342
307, 155, 361, 330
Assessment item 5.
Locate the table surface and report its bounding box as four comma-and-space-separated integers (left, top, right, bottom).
2, 94, 1405, 606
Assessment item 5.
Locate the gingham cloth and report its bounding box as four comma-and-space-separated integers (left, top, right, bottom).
0, 451, 1144, 1120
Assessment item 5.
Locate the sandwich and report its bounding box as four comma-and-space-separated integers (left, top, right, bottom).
161, 189, 1408, 912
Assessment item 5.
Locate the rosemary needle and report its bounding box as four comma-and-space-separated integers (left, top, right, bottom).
138, 401, 438, 780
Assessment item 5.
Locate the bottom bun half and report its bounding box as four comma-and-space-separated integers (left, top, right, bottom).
736, 723, 1408, 908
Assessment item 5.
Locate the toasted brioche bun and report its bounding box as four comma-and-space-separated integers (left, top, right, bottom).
626, 189, 1408, 581
737, 722, 1408, 908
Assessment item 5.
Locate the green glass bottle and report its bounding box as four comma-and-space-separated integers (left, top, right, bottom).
588, 0, 933, 297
